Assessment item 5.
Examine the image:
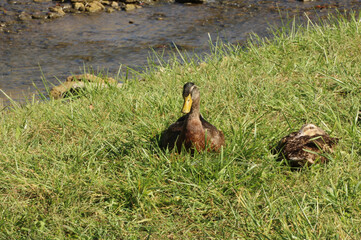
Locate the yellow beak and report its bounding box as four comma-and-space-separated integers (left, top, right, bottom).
182, 94, 192, 114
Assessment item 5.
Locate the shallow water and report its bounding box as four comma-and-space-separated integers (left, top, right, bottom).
0, 0, 360, 103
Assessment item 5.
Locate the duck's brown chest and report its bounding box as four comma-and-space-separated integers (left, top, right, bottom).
177, 119, 205, 152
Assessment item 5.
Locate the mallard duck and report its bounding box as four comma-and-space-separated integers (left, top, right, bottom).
160, 82, 225, 153
274, 124, 338, 168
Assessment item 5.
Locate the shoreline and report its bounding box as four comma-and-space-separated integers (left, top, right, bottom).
1, 0, 361, 104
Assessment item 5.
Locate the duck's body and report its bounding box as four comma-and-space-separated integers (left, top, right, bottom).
160, 82, 225, 153
275, 124, 338, 168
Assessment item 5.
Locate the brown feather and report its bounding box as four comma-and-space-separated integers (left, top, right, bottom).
275, 124, 338, 168
160, 83, 225, 153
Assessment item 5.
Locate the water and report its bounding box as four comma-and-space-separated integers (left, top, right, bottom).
1, 0, 360, 103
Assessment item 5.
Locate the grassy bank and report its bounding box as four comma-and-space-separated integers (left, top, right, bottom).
1, 14, 361, 239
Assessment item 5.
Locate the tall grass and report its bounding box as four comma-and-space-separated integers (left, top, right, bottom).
1, 14, 361, 239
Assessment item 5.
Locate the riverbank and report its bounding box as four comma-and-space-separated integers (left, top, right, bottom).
2, 0, 361, 104
1, 14, 361, 238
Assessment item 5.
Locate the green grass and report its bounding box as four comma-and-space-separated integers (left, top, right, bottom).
1, 14, 361, 239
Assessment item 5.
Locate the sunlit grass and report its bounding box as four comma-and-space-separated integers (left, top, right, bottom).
1, 14, 361, 239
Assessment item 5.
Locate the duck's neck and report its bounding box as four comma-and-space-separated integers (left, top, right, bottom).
189, 98, 201, 119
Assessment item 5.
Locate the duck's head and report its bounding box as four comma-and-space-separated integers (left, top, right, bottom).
182, 82, 200, 114
298, 124, 326, 137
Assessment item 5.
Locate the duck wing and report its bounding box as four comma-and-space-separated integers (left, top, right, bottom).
159, 115, 187, 150
200, 115, 225, 151
279, 134, 338, 168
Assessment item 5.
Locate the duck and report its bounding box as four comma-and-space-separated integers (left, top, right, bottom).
160, 82, 225, 153
274, 124, 338, 168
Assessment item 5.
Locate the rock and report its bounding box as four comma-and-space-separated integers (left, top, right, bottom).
106, 7, 115, 13
175, 0, 205, 3
18, 12, 32, 21
33, 0, 51, 2
111, 1, 119, 8
62, 3, 73, 10
32, 12, 47, 19
73, 2, 85, 11
50, 81, 84, 99
86, 2, 105, 12
47, 6, 66, 18
49, 6, 65, 16
101, 0, 111, 5
64, 7, 78, 13
66, 74, 118, 84
47, 12, 65, 19
50, 74, 122, 99
122, 4, 136, 11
